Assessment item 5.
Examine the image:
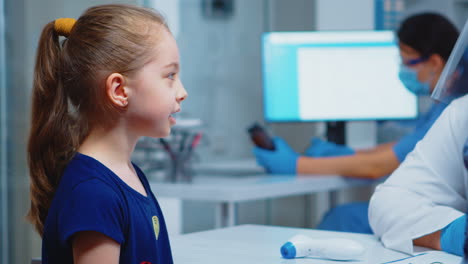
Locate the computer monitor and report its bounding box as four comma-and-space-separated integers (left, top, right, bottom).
262, 30, 418, 122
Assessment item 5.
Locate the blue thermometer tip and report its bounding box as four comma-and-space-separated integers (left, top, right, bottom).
280, 242, 296, 259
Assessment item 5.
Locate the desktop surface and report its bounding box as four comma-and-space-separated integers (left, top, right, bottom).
170, 224, 462, 264
150, 174, 371, 202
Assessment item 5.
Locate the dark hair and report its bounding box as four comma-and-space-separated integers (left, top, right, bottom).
27, 4, 168, 236
397, 12, 459, 62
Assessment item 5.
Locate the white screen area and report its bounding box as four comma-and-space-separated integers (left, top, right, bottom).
298, 46, 415, 120
263, 31, 418, 121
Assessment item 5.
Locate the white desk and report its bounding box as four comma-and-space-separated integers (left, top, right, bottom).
193, 159, 265, 175
150, 174, 373, 228
170, 224, 462, 264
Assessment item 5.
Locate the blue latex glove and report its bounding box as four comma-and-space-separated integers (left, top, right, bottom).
304, 137, 355, 157
253, 137, 299, 174
440, 214, 466, 256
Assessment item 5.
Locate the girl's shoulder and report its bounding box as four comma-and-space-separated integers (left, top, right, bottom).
51, 153, 128, 222
58, 153, 121, 197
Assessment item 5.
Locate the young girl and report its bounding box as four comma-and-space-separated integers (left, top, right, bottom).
27, 4, 187, 264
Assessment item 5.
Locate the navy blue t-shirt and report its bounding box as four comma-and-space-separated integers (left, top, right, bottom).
42, 153, 173, 264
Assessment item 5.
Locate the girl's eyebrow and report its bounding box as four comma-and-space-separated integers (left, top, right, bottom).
163, 62, 179, 70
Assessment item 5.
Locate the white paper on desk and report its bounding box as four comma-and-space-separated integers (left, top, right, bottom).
381, 251, 461, 264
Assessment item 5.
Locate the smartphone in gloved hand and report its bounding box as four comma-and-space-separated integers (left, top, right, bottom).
247, 122, 275, 151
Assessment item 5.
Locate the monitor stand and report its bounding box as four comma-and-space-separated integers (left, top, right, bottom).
326, 121, 346, 145
325, 121, 346, 208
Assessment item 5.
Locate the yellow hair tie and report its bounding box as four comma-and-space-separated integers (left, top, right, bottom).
54, 18, 76, 37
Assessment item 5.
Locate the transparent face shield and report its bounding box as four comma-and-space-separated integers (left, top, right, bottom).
464, 139, 468, 172
432, 19, 468, 103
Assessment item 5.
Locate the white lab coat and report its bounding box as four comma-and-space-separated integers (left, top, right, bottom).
369, 94, 468, 254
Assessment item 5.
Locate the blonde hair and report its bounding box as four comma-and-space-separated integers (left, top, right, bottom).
28, 4, 168, 236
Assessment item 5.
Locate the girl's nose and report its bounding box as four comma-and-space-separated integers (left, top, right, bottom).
177, 84, 188, 102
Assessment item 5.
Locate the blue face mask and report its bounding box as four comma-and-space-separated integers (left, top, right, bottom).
398, 64, 431, 95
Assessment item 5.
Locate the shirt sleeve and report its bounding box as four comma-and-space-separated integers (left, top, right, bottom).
392, 104, 446, 162
369, 95, 468, 254
58, 178, 126, 246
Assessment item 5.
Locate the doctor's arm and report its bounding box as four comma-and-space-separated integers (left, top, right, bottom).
355, 142, 396, 154
415, 214, 466, 255
254, 137, 399, 179
368, 96, 468, 256
413, 231, 441, 250
297, 143, 400, 179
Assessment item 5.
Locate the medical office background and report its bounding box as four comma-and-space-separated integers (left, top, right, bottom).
1, 0, 467, 263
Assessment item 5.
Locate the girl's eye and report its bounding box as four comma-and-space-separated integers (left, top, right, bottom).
168, 73, 176, 80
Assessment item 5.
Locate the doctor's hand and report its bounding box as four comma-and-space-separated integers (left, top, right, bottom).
440, 214, 466, 256
253, 137, 299, 174
304, 137, 355, 157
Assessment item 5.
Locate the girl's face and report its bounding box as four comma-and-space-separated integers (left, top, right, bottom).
125, 29, 187, 138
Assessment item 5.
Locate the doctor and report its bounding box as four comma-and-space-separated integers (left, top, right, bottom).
369, 24, 468, 256
254, 13, 459, 233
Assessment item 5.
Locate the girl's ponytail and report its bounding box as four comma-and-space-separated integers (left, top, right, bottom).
27, 21, 79, 236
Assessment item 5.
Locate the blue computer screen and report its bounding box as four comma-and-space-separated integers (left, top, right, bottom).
262, 31, 418, 122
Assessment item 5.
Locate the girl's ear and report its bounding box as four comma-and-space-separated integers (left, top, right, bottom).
106, 73, 129, 107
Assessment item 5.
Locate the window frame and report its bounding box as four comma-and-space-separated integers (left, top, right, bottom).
0, 0, 8, 262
